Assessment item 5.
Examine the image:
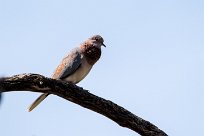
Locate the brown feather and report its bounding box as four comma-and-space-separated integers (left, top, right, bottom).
81, 43, 101, 65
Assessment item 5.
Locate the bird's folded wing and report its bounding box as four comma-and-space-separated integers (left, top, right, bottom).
52, 47, 82, 79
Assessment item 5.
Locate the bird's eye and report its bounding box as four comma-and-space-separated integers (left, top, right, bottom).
95, 38, 99, 41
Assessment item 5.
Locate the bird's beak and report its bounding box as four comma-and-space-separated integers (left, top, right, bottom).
102, 43, 106, 47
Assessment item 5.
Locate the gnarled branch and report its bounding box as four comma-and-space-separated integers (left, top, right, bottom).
0, 73, 167, 136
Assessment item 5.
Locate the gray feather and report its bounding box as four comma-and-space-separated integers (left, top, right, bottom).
56, 47, 82, 79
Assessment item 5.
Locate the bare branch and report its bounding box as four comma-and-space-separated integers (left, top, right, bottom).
0, 73, 167, 136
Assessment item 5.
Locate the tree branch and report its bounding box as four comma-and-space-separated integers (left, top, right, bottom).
0, 73, 167, 136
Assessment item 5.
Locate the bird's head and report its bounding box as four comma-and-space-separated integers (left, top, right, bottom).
89, 35, 106, 48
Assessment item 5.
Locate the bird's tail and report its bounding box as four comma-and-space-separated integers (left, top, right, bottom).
27, 93, 49, 112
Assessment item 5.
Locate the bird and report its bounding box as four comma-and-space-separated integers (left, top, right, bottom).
28, 35, 106, 112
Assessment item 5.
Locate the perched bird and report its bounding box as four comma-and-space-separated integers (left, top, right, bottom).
28, 35, 105, 112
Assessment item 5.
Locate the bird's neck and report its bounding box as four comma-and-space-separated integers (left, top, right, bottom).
81, 44, 101, 65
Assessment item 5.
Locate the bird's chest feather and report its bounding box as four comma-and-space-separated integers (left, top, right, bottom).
84, 46, 101, 65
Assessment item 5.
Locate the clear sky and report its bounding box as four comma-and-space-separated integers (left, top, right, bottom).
0, 0, 204, 136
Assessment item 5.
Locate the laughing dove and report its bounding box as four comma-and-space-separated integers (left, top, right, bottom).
28, 35, 105, 112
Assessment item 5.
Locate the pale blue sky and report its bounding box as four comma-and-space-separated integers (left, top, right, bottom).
1, 0, 204, 136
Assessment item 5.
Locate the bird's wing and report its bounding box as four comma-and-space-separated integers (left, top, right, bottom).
52, 47, 82, 79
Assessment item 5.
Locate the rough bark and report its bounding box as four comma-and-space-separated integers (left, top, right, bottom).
0, 73, 167, 136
